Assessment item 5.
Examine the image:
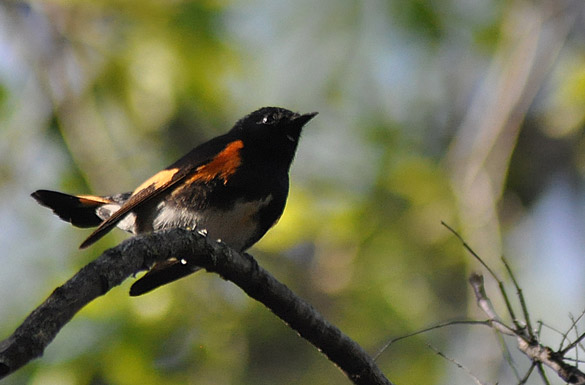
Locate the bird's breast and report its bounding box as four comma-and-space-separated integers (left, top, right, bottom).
152, 194, 274, 251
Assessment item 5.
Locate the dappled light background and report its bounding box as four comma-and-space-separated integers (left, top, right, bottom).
1, 0, 585, 384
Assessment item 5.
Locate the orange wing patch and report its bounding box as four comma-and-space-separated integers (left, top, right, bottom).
79, 141, 242, 249
79, 168, 180, 249
133, 168, 180, 195
188, 140, 243, 185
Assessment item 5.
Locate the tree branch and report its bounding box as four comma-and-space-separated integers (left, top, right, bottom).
0, 228, 392, 385
469, 273, 585, 385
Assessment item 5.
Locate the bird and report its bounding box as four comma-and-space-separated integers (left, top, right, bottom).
31, 106, 317, 296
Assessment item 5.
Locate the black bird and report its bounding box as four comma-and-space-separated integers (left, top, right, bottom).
32, 107, 317, 295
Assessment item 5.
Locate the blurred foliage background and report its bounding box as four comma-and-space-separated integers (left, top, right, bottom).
1, 0, 585, 384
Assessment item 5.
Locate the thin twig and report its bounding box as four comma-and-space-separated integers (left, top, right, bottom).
561, 357, 585, 365
562, 315, 585, 355
501, 257, 534, 340
536, 320, 543, 339
518, 362, 536, 385
563, 332, 585, 357
441, 222, 500, 280
427, 344, 487, 385
536, 362, 551, 385
441, 222, 522, 330
374, 319, 490, 361
571, 313, 580, 371
496, 331, 522, 382
540, 320, 569, 339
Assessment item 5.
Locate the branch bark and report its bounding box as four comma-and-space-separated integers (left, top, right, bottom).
0, 228, 392, 385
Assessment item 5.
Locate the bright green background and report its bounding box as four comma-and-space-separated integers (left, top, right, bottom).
1, 0, 585, 384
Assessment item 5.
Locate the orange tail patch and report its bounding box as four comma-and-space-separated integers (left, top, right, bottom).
31, 190, 110, 228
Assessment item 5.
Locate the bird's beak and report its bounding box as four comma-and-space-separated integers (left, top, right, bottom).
292, 112, 318, 126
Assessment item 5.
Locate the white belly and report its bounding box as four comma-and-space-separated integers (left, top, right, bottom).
152, 195, 273, 251
96, 195, 273, 251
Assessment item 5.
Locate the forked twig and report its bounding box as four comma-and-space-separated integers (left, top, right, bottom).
445, 222, 585, 384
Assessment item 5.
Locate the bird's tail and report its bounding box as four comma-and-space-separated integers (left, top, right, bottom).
31, 190, 130, 229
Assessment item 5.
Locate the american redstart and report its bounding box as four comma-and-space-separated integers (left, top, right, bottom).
32, 107, 317, 295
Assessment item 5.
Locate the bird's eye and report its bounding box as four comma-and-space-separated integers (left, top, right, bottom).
259, 114, 275, 125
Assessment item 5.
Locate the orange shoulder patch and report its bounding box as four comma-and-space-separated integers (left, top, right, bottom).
133, 168, 180, 195
189, 140, 243, 185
